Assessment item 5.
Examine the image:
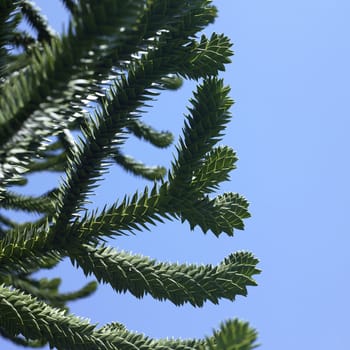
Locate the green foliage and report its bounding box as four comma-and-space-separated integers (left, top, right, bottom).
0, 0, 260, 349
201, 320, 259, 350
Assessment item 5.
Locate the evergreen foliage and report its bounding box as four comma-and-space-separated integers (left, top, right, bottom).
0, 0, 260, 349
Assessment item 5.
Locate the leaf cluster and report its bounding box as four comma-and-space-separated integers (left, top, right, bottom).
0, 1, 260, 349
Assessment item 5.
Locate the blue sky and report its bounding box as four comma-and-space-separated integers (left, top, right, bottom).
2, 1, 350, 349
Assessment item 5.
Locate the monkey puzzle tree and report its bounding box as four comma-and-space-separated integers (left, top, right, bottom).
0, 0, 260, 349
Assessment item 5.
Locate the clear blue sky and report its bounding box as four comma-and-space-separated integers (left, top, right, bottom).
2, 1, 350, 349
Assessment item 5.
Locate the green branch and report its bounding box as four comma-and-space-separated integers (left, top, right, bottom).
114, 152, 167, 180
1, 190, 56, 214
73, 246, 260, 307
169, 77, 233, 194
0, 284, 257, 350
191, 146, 238, 194
20, 0, 56, 42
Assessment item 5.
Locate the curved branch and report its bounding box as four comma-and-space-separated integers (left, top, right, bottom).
73, 245, 260, 307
